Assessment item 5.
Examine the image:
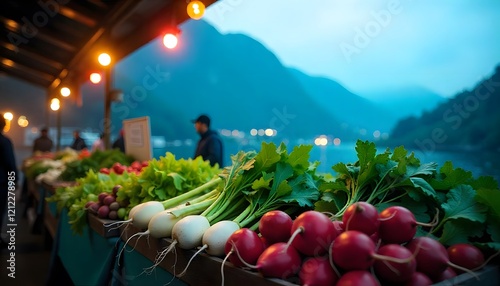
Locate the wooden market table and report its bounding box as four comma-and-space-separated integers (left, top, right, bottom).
37, 178, 499, 286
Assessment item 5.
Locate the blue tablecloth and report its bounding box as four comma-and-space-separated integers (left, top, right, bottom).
50, 210, 119, 286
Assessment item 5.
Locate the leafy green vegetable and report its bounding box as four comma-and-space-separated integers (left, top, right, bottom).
59, 149, 134, 181
315, 139, 500, 249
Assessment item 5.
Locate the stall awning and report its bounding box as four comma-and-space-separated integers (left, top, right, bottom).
0, 0, 216, 94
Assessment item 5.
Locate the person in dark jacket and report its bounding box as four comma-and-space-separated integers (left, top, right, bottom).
70, 130, 87, 151
1, 115, 18, 248
33, 127, 53, 153
192, 115, 223, 167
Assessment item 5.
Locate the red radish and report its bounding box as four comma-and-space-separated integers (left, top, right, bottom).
332, 220, 344, 236
260, 236, 271, 249
447, 243, 485, 272
331, 230, 412, 271
406, 237, 476, 280
378, 206, 434, 244
288, 210, 337, 256
131, 161, 142, 170
258, 210, 293, 243
299, 256, 338, 286
342, 202, 380, 236
103, 195, 116, 206
433, 267, 456, 283
112, 185, 121, 196
98, 192, 108, 204
373, 244, 416, 283
336, 270, 380, 286
224, 228, 265, 268
86, 202, 100, 214
97, 205, 110, 219
404, 272, 432, 286
331, 230, 376, 270
256, 242, 301, 279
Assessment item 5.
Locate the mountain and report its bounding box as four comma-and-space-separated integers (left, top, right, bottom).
105, 20, 363, 142
359, 86, 446, 119
388, 65, 500, 151
287, 68, 397, 133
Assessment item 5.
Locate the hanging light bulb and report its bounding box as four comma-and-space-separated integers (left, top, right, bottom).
163, 32, 179, 49
90, 72, 102, 84
98, 53, 111, 66
60, 87, 71, 97
187, 1, 205, 20
50, 98, 60, 111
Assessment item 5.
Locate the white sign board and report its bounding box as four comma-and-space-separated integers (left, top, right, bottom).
123, 116, 152, 161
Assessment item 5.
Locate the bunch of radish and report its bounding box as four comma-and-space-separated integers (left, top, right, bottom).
86, 185, 128, 220
222, 203, 492, 286
99, 160, 148, 175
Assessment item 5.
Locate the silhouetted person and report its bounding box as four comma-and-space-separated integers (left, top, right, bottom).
33, 127, 53, 153
112, 129, 125, 153
70, 130, 87, 151
192, 114, 223, 167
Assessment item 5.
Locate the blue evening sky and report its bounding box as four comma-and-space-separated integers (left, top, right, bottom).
203, 0, 500, 97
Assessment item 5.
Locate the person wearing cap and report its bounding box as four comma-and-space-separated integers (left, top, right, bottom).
192, 114, 223, 167
33, 127, 53, 153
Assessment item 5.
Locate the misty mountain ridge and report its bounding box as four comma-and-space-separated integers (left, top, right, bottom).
359, 86, 447, 118
389, 65, 500, 151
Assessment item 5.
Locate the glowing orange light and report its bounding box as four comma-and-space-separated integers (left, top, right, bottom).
90, 73, 102, 84
187, 1, 205, 20
98, 53, 111, 66
60, 87, 71, 97
163, 33, 178, 49
50, 98, 60, 111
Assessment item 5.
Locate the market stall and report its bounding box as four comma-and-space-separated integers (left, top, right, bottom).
26, 141, 500, 286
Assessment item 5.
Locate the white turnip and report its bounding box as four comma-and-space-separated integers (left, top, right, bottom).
178, 221, 240, 278
201, 220, 240, 256
130, 201, 165, 230
171, 215, 211, 249
147, 210, 182, 239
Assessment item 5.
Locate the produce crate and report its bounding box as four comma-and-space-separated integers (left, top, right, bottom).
120, 224, 298, 286
87, 213, 121, 238
433, 265, 499, 286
